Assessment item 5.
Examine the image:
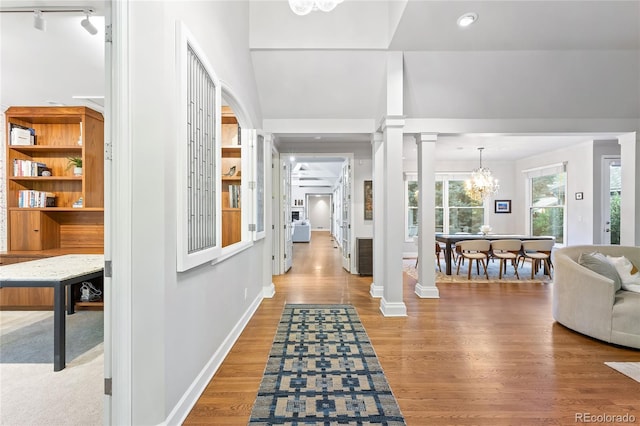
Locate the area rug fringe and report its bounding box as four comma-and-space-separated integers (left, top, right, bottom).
248, 304, 406, 425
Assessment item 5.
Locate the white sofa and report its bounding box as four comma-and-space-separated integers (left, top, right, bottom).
552, 245, 640, 349
292, 220, 311, 243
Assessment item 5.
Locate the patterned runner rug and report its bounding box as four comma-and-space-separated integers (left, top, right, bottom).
248, 304, 406, 425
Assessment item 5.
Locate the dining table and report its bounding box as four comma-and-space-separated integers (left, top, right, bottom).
435, 234, 555, 275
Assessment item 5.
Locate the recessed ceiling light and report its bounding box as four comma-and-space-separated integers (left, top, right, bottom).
290, 156, 296, 161
457, 12, 478, 27
314, 136, 321, 140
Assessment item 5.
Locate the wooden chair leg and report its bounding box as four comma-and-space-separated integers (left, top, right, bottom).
545, 259, 552, 278
499, 259, 504, 279
436, 255, 441, 272
467, 259, 473, 280
513, 259, 520, 279
531, 259, 536, 279
482, 259, 489, 279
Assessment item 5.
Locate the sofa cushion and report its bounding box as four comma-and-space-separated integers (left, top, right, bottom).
612, 291, 640, 344
578, 252, 622, 292
606, 255, 640, 293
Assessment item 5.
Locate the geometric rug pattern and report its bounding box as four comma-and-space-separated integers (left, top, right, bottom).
248, 304, 406, 425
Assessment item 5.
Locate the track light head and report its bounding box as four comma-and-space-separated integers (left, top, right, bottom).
80, 12, 97, 35
33, 10, 46, 31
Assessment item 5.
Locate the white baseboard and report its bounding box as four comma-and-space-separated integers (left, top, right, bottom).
379, 297, 407, 317
263, 282, 276, 298
165, 293, 263, 426
369, 282, 383, 298
414, 283, 440, 298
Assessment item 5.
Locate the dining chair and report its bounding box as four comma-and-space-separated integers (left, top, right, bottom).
520, 239, 555, 279
490, 239, 522, 279
414, 238, 443, 272
456, 239, 491, 279
452, 232, 471, 268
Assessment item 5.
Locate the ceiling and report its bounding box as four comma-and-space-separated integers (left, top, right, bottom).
1, 0, 637, 171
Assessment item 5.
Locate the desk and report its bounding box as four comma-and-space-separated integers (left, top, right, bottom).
435, 234, 554, 275
0, 254, 104, 371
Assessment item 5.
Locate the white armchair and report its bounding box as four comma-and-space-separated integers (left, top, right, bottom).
292, 220, 311, 242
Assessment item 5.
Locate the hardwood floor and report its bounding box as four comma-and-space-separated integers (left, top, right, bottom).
184, 231, 640, 425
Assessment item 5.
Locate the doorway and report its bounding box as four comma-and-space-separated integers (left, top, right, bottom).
602, 156, 621, 244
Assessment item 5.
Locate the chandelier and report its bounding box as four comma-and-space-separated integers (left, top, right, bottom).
288, 0, 344, 16
464, 147, 499, 202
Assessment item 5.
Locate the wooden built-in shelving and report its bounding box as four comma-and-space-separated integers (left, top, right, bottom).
221, 107, 242, 247
1, 106, 105, 309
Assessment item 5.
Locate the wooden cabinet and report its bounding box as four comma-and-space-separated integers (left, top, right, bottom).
9, 210, 59, 250
2, 106, 104, 309
357, 238, 373, 276
221, 107, 241, 247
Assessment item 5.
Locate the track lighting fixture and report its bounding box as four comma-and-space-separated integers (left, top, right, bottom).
80, 11, 97, 35
1, 6, 98, 35
33, 10, 46, 31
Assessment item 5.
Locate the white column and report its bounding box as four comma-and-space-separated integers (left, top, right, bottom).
415, 133, 439, 298
380, 117, 407, 317
378, 51, 406, 317
370, 132, 384, 298
619, 132, 640, 246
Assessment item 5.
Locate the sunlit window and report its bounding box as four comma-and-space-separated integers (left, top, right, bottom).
529, 171, 566, 244
405, 174, 484, 240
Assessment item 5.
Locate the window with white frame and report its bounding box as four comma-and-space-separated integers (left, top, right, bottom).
525, 163, 566, 244
176, 22, 221, 272
254, 133, 266, 240
405, 173, 485, 240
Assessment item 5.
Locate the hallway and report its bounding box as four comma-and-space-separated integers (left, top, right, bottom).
185, 232, 639, 425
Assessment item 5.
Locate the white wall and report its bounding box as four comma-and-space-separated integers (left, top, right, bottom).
308, 195, 331, 230
127, 1, 265, 423
404, 50, 639, 120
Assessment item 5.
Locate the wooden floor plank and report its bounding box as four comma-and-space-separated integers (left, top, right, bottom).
184, 231, 640, 425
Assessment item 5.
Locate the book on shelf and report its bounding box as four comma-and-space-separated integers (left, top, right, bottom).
12, 159, 49, 176
18, 190, 50, 208
10, 125, 35, 145
229, 184, 241, 208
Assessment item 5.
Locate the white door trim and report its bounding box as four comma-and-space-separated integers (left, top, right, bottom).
109, 0, 133, 423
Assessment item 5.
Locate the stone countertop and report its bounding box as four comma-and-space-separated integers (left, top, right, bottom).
0, 254, 104, 282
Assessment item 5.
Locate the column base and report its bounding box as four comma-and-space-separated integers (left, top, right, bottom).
369, 282, 383, 298
379, 297, 407, 317
262, 283, 276, 298
414, 283, 440, 298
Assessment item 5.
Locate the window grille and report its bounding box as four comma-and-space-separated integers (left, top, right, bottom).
176, 22, 221, 272
186, 44, 217, 253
